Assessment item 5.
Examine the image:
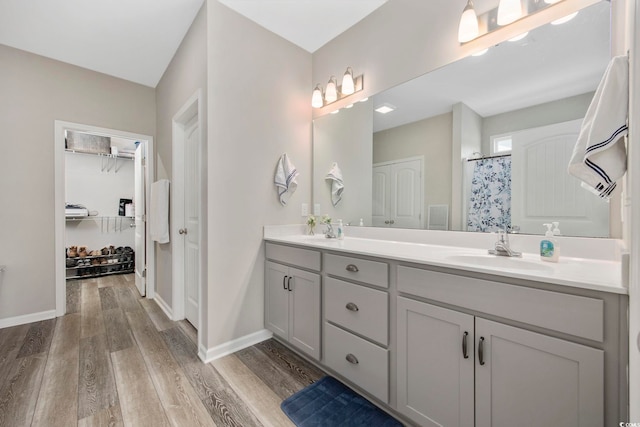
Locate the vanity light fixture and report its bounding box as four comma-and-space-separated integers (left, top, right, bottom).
311, 68, 364, 109
341, 67, 355, 95
458, 0, 479, 43
311, 84, 324, 108
472, 48, 489, 56
497, 0, 523, 25
325, 76, 338, 103
551, 11, 578, 25
509, 31, 529, 41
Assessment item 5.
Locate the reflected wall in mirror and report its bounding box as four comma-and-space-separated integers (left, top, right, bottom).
312, 1, 612, 237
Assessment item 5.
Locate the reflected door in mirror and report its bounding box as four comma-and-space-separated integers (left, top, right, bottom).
373, 158, 423, 228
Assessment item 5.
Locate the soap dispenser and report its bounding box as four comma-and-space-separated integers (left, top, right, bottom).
540, 223, 559, 262
552, 221, 561, 236
337, 219, 345, 240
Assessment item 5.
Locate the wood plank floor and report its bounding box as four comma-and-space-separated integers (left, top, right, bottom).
0, 274, 324, 427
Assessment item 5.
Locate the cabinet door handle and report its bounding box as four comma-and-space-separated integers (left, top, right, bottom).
390, 220, 395, 224
282, 275, 288, 290
345, 302, 359, 312
384, 220, 390, 224
345, 353, 359, 364
478, 337, 485, 366
178, 228, 187, 235
462, 331, 469, 359
287, 276, 292, 291
345, 264, 359, 272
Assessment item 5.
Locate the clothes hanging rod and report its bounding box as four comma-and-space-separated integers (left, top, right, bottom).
466, 153, 512, 162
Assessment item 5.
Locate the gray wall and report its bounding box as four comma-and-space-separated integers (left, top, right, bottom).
206, 1, 312, 349
481, 92, 594, 154
373, 112, 453, 228
154, 3, 208, 315
314, 100, 373, 226
0, 43, 155, 321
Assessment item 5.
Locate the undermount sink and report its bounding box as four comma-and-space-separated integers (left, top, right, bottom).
445, 254, 554, 273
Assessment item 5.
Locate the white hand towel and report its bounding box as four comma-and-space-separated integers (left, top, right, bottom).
274, 154, 299, 206
325, 162, 344, 207
150, 179, 170, 244
568, 55, 628, 198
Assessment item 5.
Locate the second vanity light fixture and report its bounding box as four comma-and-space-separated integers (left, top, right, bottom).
311, 67, 364, 108
458, 0, 575, 44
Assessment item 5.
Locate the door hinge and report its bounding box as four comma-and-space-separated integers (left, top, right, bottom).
142, 269, 147, 278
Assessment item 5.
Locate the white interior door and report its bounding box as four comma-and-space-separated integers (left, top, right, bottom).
134, 144, 146, 296
373, 158, 423, 228
184, 118, 200, 328
372, 165, 390, 226
511, 119, 609, 237
390, 159, 422, 228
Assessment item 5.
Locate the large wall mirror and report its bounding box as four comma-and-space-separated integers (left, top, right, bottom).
313, 1, 612, 237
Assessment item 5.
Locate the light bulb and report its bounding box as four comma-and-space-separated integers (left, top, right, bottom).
325, 76, 338, 103
458, 0, 479, 43
551, 11, 578, 25
311, 84, 323, 108
341, 67, 355, 95
497, 0, 522, 25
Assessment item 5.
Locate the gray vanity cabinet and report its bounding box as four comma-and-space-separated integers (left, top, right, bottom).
475, 318, 603, 427
397, 297, 475, 426
397, 296, 604, 427
264, 245, 321, 360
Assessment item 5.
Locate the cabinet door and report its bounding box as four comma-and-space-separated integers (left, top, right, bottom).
265, 261, 289, 340
475, 318, 604, 427
397, 297, 474, 427
289, 267, 321, 359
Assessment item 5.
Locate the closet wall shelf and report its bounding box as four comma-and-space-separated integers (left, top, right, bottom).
66, 216, 134, 232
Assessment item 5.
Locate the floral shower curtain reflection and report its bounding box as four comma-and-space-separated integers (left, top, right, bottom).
466, 156, 512, 232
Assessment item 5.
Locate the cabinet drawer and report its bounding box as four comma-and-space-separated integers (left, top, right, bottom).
397, 266, 604, 342
265, 243, 321, 272
325, 277, 388, 346
324, 322, 388, 403
324, 253, 388, 288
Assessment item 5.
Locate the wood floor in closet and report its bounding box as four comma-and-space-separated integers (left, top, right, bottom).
0, 274, 325, 427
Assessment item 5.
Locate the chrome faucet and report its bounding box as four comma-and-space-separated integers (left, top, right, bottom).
325, 223, 336, 239
488, 225, 522, 257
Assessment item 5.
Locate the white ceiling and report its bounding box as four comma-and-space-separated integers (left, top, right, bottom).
372, 2, 611, 132
0, 0, 387, 87
0, 0, 205, 87
218, 0, 388, 52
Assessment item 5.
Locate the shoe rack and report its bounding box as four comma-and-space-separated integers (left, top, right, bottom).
66, 248, 134, 280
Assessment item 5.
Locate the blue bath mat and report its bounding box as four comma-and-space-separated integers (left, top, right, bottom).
281, 376, 403, 426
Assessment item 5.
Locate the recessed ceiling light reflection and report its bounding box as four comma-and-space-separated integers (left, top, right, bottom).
375, 104, 396, 114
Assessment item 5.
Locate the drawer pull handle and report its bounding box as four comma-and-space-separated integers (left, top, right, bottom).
345, 353, 359, 364
462, 331, 469, 359
345, 264, 359, 272
282, 275, 288, 290
345, 302, 359, 312
287, 276, 292, 292
478, 337, 485, 366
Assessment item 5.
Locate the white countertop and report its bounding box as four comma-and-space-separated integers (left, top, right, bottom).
264, 234, 626, 295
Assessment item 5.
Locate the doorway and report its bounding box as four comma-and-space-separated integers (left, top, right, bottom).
372, 156, 424, 228
171, 90, 203, 333
54, 121, 155, 316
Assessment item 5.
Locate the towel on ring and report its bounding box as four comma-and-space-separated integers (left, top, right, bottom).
274, 153, 299, 206
150, 179, 170, 244
325, 162, 344, 207
568, 55, 628, 199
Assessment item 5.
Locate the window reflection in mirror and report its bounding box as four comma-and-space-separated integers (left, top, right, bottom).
312, 1, 612, 238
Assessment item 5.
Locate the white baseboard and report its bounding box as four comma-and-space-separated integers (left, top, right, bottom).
199, 329, 273, 363
0, 310, 57, 329
152, 294, 174, 320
